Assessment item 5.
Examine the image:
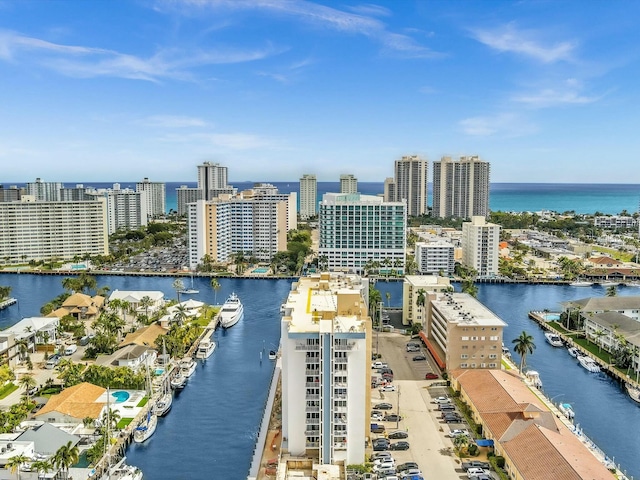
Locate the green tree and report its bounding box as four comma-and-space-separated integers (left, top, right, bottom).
31, 459, 53, 480
512, 331, 536, 373
0, 286, 12, 301
6, 454, 30, 480
210, 279, 221, 305
592, 329, 606, 352
416, 289, 426, 326
606, 285, 617, 297
18, 374, 37, 401
53, 441, 79, 479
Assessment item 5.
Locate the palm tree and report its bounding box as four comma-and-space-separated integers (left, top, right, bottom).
53, 441, 79, 479
173, 304, 189, 326
416, 288, 426, 325
453, 433, 469, 455
210, 279, 221, 305
606, 285, 617, 297
592, 329, 606, 352
172, 279, 185, 303
6, 454, 29, 480
512, 330, 536, 373
18, 374, 37, 401
30, 460, 53, 480
385, 292, 391, 307
139, 295, 154, 319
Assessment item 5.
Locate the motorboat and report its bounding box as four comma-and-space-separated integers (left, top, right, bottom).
567, 346, 580, 358
219, 292, 244, 328
180, 357, 196, 378
599, 280, 619, 287
170, 372, 187, 389
195, 339, 216, 359
525, 370, 542, 389
133, 410, 157, 443
625, 383, 640, 403
559, 403, 575, 420
570, 279, 593, 287
544, 332, 564, 347
268, 350, 277, 360
153, 390, 172, 417
578, 356, 601, 373
501, 343, 511, 358
101, 457, 144, 480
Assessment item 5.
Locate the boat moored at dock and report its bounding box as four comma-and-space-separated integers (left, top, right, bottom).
219, 292, 244, 328
559, 403, 575, 420
545, 331, 564, 347
625, 383, 640, 404
133, 411, 157, 443
525, 370, 543, 388
578, 356, 601, 373
195, 339, 216, 359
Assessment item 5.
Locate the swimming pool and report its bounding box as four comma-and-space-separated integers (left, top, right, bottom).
543, 313, 561, 321
111, 390, 130, 403
155, 368, 164, 376
253, 267, 269, 274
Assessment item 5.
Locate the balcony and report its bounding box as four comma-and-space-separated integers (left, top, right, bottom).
296, 344, 320, 351
333, 344, 355, 351
305, 394, 320, 400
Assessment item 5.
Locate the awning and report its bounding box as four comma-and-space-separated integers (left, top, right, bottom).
475, 439, 494, 447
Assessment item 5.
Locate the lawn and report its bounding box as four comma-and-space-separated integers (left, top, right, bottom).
117, 418, 134, 429
136, 396, 148, 408
592, 246, 635, 262
0, 382, 18, 399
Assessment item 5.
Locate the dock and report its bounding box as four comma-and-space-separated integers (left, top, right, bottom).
0, 297, 17, 310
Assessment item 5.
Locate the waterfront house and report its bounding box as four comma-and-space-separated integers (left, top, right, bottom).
451, 369, 614, 480
108, 290, 164, 314
47, 292, 105, 321
119, 324, 168, 349
95, 344, 157, 372
0, 317, 59, 367
35, 382, 106, 425
16, 422, 80, 456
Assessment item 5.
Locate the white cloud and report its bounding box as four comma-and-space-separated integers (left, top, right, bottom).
140, 115, 210, 128
0, 29, 281, 81
346, 4, 392, 18
161, 0, 441, 59
459, 113, 536, 137
158, 130, 282, 150
471, 23, 576, 63
512, 79, 601, 108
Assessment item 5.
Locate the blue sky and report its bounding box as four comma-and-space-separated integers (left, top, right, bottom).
1, 0, 639, 183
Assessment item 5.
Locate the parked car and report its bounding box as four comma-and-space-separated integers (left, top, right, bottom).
399, 468, 422, 478
388, 431, 408, 439
370, 451, 392, 462
438, 404, 456, 411
447, 429, 471, 438
433, 396, 451, 404
466, 467, 490, 478
373, 443, 390, 451
383, 414, 402, 422
412, 355, 427, 361
374, 461, 396, 472
379, 384, 397, 392
389, 441, 410, 451
371, 423, 386, 433
372, 361, 388, 369
468, 474, 491, 480
396, 462, 419, 473
443, 415, 463, 423
461, 461, 490, 471
371, 412, 384, 421
379, 368, 394, 375
406, 345, 420, 352
374, 402, 393, 410
44, 354, 61, 369
373, 456, 395, 466
425, 372, 439, 380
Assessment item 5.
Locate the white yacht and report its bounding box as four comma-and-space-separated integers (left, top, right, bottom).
567, 346, 580, 358
195, 339, 216, 359
525, 370, 543, 388
625, 383, 640, 403
559, 403, 575, 420
219, 292, 244, 328
570, 279, 593, 287
133, 410, 157, 443
578, 356, 601, 373
180, 357, 197, 378
102, 457, 144, 480
170, 372, 187, 389
544, 332, 564, 347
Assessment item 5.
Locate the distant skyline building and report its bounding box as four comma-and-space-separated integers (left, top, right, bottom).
281, 272, 371, 465
339, 174, 358, 194
60, 185, 90, 202
0, 185, 22, 202
318, 193, 406, 275
25, 178, 62, 202
0, 197, 108, 264
461, 216, 500, 277
432, 155, 490, 219
87, 186, 149, 235
415, 237, 455, 275
176, 185, 203, 216
392, 155, 428, 217
136, 178, 166, 217
197, 162, 228, 201
299, 174, 317, 220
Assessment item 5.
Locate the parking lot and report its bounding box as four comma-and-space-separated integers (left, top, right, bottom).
369, 331, 495, 480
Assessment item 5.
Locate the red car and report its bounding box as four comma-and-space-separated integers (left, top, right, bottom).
425, 372, 439, 380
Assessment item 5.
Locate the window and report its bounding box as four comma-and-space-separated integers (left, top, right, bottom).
461, 354, 468, 359
461, 336, 469, 341
489, 354, 497, 359
460, 363, 468, 368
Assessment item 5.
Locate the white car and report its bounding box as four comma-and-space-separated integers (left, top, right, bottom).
371, 412, 384, 421
373, 461, 395, 472
379, 384, 397, 392
467, 467, 489, 478
400, 469, 422, 478
433, 396, 451, 404
373, 457, 395, 466
447, 429, 470, 438
372, 361, 388, 369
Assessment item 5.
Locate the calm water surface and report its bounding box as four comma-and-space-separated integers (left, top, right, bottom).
0, 275, 638, 478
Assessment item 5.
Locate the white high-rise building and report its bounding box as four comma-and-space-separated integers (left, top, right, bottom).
432, 155, 490, 219
339, 174, 358, 194
136, 178, 166, 217
0, 197, 108, 264
415, 239, 455, 275
26, 178, 62, 202
393, 155, 428, 217
299, 174, 317, 220
462, 216, 500, 277
319, 193, 406, 275
176, 185, 203, 216
197, 162, 228, 200
88, 186, 149, 234
281, 272, 371, 465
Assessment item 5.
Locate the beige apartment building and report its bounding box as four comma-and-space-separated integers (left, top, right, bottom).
424, 291, 506, 371
401, 275, 452, 326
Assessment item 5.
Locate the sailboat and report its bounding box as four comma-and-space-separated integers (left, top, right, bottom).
134, 369, 158, 443
153, 344, 173, 416
100, 388, 144, 480
179, 274, 199, 295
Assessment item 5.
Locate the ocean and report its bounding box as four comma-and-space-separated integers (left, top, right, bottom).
40, 181, 640, 215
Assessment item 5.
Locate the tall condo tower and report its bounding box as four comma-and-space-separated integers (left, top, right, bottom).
339, 174, 358, 194
461, 216, 500, 277
432, 155, 490, 219
197, 162, 228, 200
393, 155, 428, 217
136, 177, 166, 217
299, 174, 317, 220
26, 178, 62, 202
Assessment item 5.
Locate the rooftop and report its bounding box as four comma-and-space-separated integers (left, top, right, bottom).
432, 292, 507, 328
